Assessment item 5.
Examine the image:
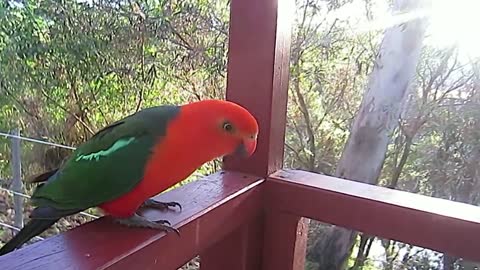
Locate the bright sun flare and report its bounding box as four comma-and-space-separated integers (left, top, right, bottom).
329, 0, 480, 60
427, 0, 480, 59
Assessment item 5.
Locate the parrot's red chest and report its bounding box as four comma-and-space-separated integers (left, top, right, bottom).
99, 144, 200, 217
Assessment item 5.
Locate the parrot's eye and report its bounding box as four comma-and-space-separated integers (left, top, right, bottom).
223, 121, 234, 133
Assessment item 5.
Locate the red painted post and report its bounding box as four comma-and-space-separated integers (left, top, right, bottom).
262, 213, 308, 270
201, 0, 303, 268
201, 217, 264, 270
223, 0, 295, 177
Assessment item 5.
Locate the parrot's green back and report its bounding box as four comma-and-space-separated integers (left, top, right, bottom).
31, 105, 180, 212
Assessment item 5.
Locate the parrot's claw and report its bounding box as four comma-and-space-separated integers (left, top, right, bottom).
141, 199, 182, 212
114, 214, 180, 236
157, 219, 171, 226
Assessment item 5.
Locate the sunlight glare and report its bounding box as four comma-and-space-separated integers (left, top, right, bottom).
321, 0, 480, 60
428, 0, 480, 59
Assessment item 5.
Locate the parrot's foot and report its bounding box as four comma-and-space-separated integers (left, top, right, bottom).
114, 214, 180, 236
140, 198, 182, 212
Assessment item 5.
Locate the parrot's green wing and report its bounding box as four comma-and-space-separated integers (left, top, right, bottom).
31, 105, 180, 211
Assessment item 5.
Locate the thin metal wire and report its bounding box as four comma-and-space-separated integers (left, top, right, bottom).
0, 186, 29, 199
0, 187, 99, 219
0, 131, 76, 150
75, 211, 98, 219
0, 221, 44, 241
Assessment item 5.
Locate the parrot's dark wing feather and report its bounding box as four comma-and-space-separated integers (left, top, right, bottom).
27, 169, 59, 183
91, 120, 125, 139
0, 218, 59, 256
0, 205, 83, 255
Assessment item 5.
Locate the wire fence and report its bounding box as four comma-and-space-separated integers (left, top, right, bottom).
0, 186, 98, 219
0, 131, 76, 150
0, 221, 44, 241
0, 129, 97, 240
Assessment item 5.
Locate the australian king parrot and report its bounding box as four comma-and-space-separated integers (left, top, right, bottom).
0, 99, 258, 255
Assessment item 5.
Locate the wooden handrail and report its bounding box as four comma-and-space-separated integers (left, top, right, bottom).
3, 169, 480, 269
0, 171, 264, 270
267, 169, 480, 262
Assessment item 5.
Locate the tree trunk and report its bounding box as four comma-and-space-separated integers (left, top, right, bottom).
350, 234, 374, 270
313, 1, 428, 269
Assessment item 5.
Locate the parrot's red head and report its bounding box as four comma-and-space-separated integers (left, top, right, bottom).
180, 99, 259, 158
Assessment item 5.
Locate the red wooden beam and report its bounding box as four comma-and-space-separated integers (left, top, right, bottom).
201, 216, 264, 270
262, 212, 308, 270
0, 172, 264, 270
267, 169, 480, 262
223, 0, 294, 177
208, 0, 300, 268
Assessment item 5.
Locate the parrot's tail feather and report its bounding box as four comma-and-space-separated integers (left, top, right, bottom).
0, 218, 59, 256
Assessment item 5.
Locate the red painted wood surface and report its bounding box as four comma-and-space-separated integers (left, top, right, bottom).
223, 0, 294, 177
262, 213, 308, 270
267, 169, 480, 262
0, 172, 263, 270
201, 216, 264, 270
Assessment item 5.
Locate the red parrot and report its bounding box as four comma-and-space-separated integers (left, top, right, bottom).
0, 99, 258, 255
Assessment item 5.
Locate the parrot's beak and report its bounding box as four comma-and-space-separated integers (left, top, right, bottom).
235, 137, 257, 157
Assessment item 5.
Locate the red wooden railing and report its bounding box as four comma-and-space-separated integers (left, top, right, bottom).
2, 0, 480, 269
